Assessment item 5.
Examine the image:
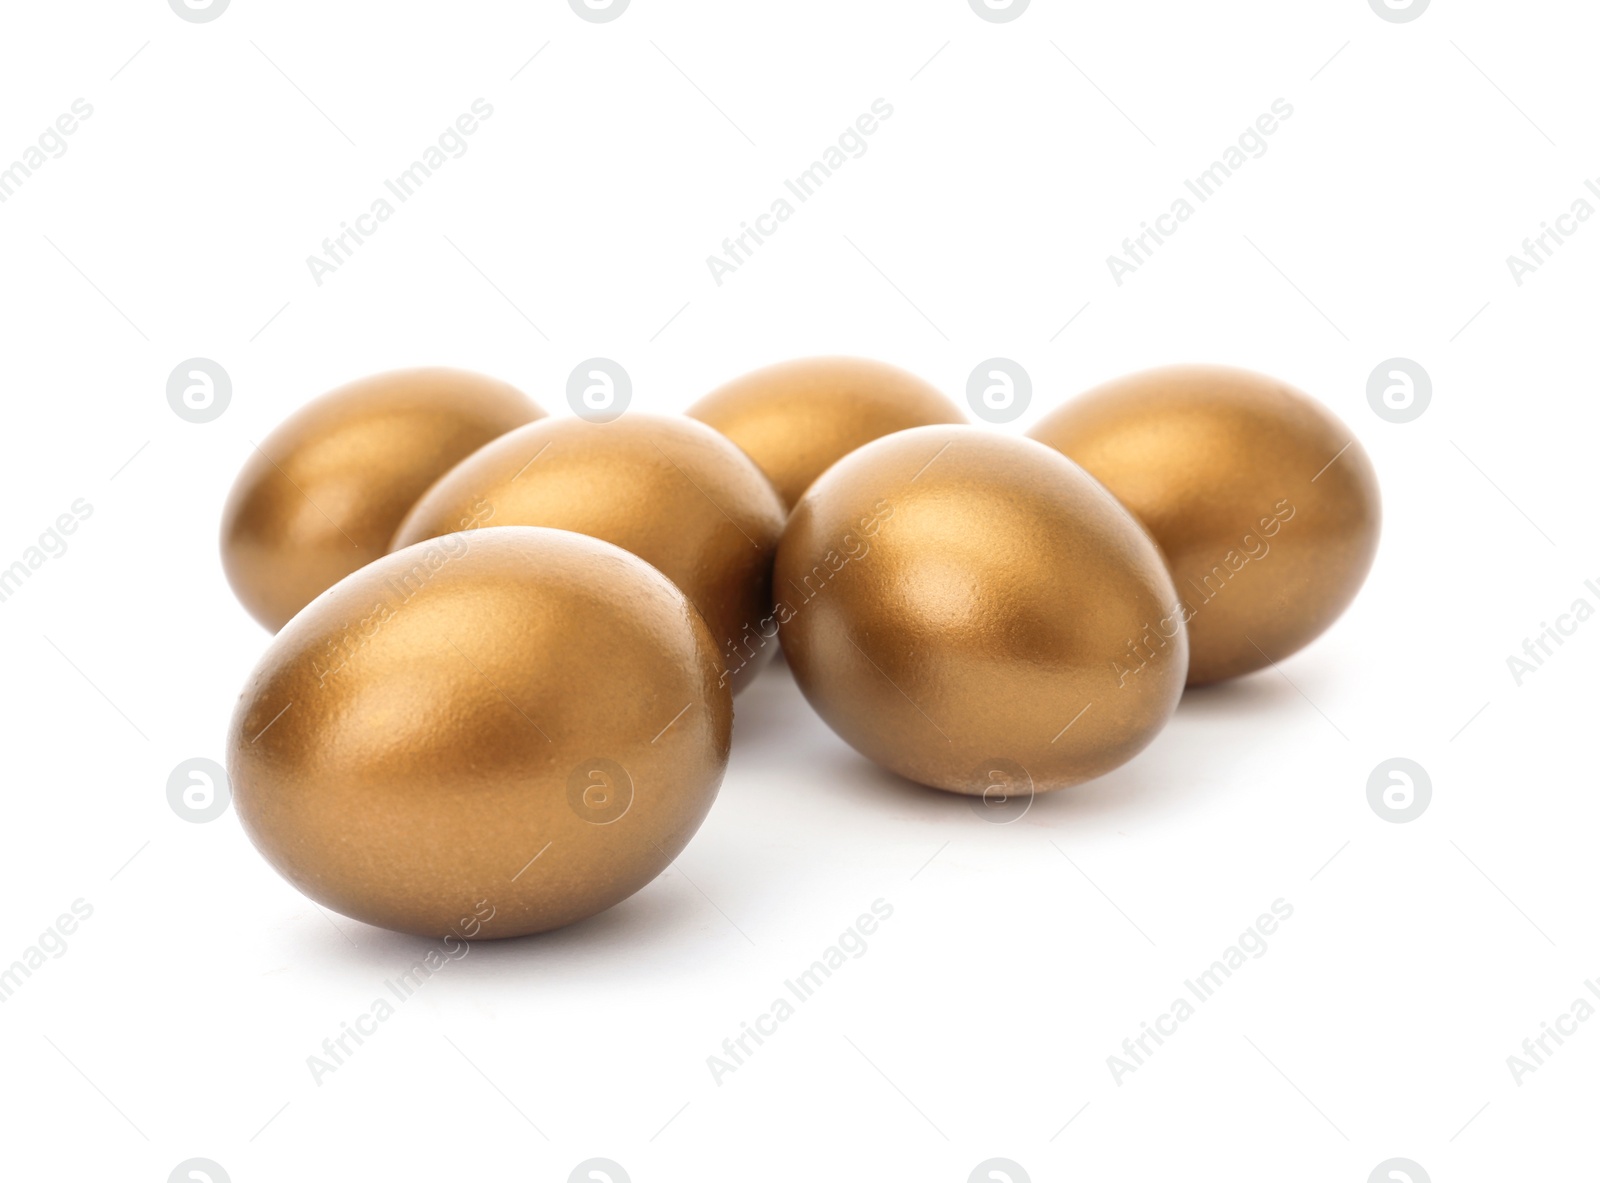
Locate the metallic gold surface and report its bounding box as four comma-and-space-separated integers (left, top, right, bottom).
775, 426, 1187, 795
220, 368, 543, 632
392, 414, 786, 695
227, 527, 732, 939
686, 357, 967, 511
1028, 365, 1381, 686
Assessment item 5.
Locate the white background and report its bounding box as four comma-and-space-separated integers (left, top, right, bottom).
0, 1, 1594, 1179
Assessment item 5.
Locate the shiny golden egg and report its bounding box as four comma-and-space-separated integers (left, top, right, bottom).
686, 357, 966, 511
392, 414, 786, 695
1028, 365, 1381, 685
774, 425, 1187, 795
227, 527, 732, 939
220, 368, 543, 632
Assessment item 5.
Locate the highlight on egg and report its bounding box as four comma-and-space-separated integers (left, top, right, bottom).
220, 367, 543, 632
1028, 364, 1381, 685
391, 413, 786, 694
774, 425, 1188, 795
686, 356, 966, 511
227, 527, 732, 939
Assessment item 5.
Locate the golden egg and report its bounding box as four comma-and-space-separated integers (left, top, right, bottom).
686, 357, 966, 511
392, 414, 786, 695
774, 426, 1187, 795
220, 368, 543, 632
227, 527, 732, 939
1028, 365, 1381, 685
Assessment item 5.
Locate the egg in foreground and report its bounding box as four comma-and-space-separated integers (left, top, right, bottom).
775, 426, 1187, 795
227, 527, 732, 938
1028, 365, 1381, 685
220, 367, 543, 632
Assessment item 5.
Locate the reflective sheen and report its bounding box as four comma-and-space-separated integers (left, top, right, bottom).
228, 528, 732, 939
392, 414, 786, 695
1029, 365, 1381, 685
687, 357, 966, 511
775, 426, 1187, 795
221, 368, 542, 632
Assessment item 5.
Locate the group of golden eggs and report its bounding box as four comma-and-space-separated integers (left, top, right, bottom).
220, 359, 1380, 940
